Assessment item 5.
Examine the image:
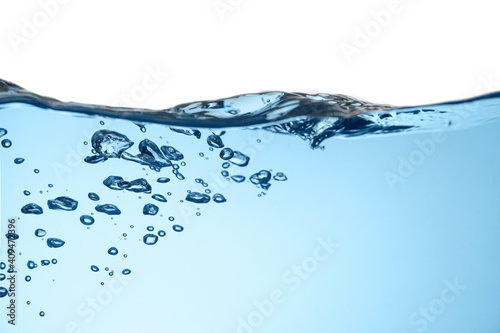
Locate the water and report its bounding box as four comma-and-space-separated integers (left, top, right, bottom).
1, 78, 500, 332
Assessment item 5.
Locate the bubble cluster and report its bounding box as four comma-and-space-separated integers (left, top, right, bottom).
0, 122, 290, 319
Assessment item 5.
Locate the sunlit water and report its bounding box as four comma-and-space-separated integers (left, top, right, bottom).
1, 78, 500, 332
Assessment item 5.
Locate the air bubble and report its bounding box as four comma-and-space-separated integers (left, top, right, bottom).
88, 192, 100, 201
152, 194, 167, 202
47, 196, 78, 211
34, 229, 46, 237
143, 203, 159, 215
172, 225, 184, 232
95, 204, 121, 215
185, 192, 210, 204
143, 234, 158, 245
231, 175, 246, 183
273, 172, 288, 181
21, 203, 43, 215
1, 139, 12, 148
213, 193, 227, 203
80, 215, 95, 226
157, 177, 170, 183
108, 247, 118, 255
46, 238, 65, 248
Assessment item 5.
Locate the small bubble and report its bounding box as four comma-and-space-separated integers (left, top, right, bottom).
130, 225, 134, 228
14, 158, 25, 164
205, 189, 211, 194
105, 267, 109, 271
199, 152, 204, 157
46, 238, 65, 248
39, 311, 45, 317
1, 139, 12, 148
123, 233, 127, 237
23, 190, 30, 196
168, 216, 174, 221
27, 301, 30, 305
108, 247, 118, 255
180, 161, 186, 166
100, 121, 105, 125
222, 162, 230, 169
158, 230, 166, 237
34, 229, 46, 237
209, 147, 214, 151
257, 139, 261, 143
25, 275, 31, 282
41, 260, 50, 266
221, 170, 229, 177
173, 225, 184, 232
101, 282, 104, 285
88, 192, 100, 201
83, 141, 88, 145
91, 265, 99, 272
143, 234, 159, 245
122, 269, 131, 275
48, 184, 53, 188
147, 226, 154, 231
167, 192, 172, 196
196, 212, 201, 216
123, 254, 128, 258
0, 262, 5, 269
0, 274, 5, 281
80, 215, 95, 226
34, 169, 40, 174
51, 259, 57, 264
220, 148, 234, 160
213, 193, 227, 203
109, 271, 114, 276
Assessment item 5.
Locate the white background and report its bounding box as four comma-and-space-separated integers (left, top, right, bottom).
1, 0, 499, 109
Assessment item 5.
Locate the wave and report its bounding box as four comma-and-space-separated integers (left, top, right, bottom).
1, 78, 500, 148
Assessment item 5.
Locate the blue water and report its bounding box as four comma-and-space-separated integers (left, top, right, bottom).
1, 78, 500, 332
